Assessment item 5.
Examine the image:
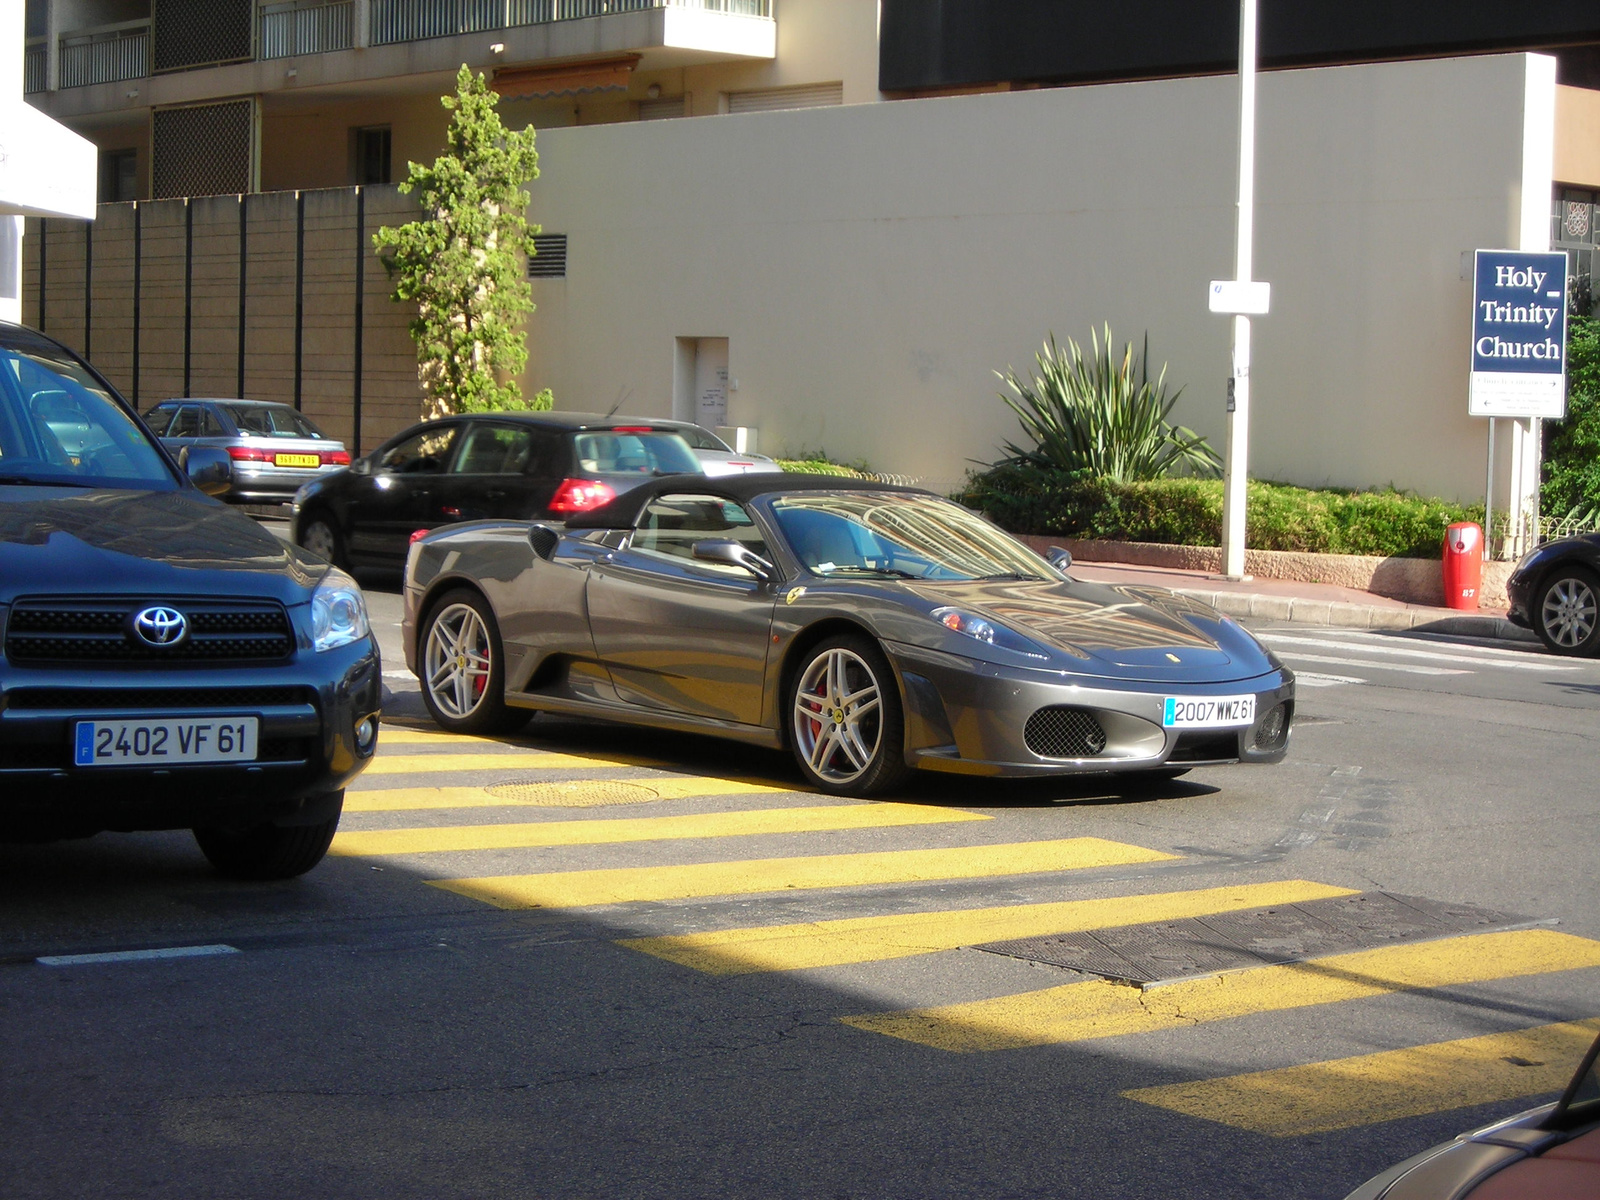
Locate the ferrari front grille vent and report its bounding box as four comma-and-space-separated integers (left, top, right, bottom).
6, 599, 293, 666
1024, 706, 1108, 758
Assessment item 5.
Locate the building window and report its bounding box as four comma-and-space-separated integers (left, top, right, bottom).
355, 126, 391, 185
725, 83, 844, 114
100, 149, 138, 203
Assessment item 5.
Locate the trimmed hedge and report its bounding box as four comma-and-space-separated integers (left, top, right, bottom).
955, 463, 1481, 559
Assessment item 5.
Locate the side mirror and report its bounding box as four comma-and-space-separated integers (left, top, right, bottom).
692, 539, 776, 583
350, 456, 373, 476
1047, 545, 1073, 572
180, 445, 232, 497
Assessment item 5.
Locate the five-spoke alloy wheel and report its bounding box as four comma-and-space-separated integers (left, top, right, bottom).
788, 634, 908, 796
1535, 567, 1600, 656
420, 589, 532, 734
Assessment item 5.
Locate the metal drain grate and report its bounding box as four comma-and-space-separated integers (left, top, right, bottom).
484, 780, 663, 808
975, 892, 1531, 985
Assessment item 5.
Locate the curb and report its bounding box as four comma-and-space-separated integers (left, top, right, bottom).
1173, 587, 1538, 642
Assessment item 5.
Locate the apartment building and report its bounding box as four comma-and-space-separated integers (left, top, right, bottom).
17, 1, 1600, 538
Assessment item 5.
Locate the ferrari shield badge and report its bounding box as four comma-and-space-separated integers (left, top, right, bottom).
785, 587, 807, 605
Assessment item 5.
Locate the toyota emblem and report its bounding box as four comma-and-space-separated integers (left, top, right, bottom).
132, 606, 189, 647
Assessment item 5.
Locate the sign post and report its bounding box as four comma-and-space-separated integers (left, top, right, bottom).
1469, 249, 1568, 556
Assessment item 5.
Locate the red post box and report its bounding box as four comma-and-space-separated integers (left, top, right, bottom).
1441, 521, 1483, 610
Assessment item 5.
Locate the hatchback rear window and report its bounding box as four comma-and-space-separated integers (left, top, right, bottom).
573, 431, 700, 476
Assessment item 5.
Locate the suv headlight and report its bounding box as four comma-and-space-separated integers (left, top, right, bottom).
311, 567, 370, 652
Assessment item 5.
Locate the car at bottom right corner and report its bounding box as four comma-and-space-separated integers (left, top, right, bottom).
1344, 1027, 1600, 1199
1506, 532, 1600, 656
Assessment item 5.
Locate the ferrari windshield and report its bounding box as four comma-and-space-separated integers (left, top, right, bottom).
0, 333, 173, 489
771, 492, 1058, 581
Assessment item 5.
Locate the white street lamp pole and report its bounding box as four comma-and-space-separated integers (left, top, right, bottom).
1220, 0, 1258, 581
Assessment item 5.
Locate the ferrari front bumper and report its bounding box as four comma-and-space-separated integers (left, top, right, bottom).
884, 641, 1294, 778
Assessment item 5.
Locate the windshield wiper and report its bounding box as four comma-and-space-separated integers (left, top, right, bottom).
821, 565, 923, 579
973, 572, 1044, 581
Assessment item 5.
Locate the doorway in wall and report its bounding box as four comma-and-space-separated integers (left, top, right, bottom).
674, 337, 728, 429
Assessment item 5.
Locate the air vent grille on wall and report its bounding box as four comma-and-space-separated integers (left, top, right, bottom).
528, 234, 568, 278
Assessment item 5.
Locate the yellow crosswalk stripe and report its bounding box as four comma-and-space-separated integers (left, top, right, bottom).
378, 728, 495, 746
840, 929, 1600, 1052
1124, 1016, 1600, 1137
330, 802, 988, 856
617, 880, 1358, 975
344, 778, 799, 810
429, 837, 1177, 909
365, 752, 667, 775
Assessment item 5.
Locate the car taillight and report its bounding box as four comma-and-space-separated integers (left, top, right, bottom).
610, 426, 654, 433
322, 450, 351, 466
548, 478, 616, 513
226, 445, 272, 461
409, 528, 432, 545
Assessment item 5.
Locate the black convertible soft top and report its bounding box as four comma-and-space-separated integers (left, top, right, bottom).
564, 472, 932, 529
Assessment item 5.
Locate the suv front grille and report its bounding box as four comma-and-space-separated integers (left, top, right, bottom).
5, 686, 315, 711
1024, 706, 1109, 758
6, 599, 294, 666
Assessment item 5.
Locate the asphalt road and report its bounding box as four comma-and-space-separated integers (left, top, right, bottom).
2, 577, 1597, 1200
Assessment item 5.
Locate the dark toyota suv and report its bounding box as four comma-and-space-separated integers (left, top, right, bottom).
0, 321, 380, 878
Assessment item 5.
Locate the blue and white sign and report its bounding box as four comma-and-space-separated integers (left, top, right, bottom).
1469, 250, 1568, 418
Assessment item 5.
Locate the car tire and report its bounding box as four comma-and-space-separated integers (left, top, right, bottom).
419, 588, 534, 735
1534, 566, 1600, 656
787, 633, 911, 797
193, 793, 343, 880
298, 512, 346, 569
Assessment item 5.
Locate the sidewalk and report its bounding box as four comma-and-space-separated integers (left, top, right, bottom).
1066, 555, 1536, 642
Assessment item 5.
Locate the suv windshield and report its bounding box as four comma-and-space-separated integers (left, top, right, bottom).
772, 493, 1058, 581
0, 334, 174, 489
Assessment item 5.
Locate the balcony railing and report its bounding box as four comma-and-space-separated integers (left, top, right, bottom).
260, 2, 355, 59
371, 0, 768, 47
59, 21, 150, 89
23, 40, 46, 93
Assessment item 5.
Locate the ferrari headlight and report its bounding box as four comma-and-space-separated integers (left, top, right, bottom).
933, 607, 998, 643
930, 607, 1049, 658
311, 567, 370, 652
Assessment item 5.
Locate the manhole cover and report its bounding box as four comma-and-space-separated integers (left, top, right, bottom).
484, 780, 663, 808
975, 892, 1529, 984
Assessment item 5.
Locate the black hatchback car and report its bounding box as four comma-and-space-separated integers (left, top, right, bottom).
0, 321, 380, 878
289, 412, 703, 571
1506, 532, 1600, 655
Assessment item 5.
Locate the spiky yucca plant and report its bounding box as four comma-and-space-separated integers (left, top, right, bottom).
997, 325, 1220, 482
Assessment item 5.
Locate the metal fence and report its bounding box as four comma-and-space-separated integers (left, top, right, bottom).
259, 2, 355, 59
371, 0, 766, 44
23, 41, 46, 93
59, 24, 151, 89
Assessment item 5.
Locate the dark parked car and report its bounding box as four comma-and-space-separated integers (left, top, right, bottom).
1506, 532, 1600, 655
142, 397, 350, 504
1344, 1027, 1600, 1199
290, 412, 703, 571
0, 321, 380, 879
401, 474, 1293, 796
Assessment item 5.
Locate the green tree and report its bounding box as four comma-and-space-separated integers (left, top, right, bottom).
1541, 315, 1600, 522
373, 65, 551, 419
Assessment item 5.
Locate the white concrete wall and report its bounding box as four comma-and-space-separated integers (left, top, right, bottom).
523, 52, 1553, 501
